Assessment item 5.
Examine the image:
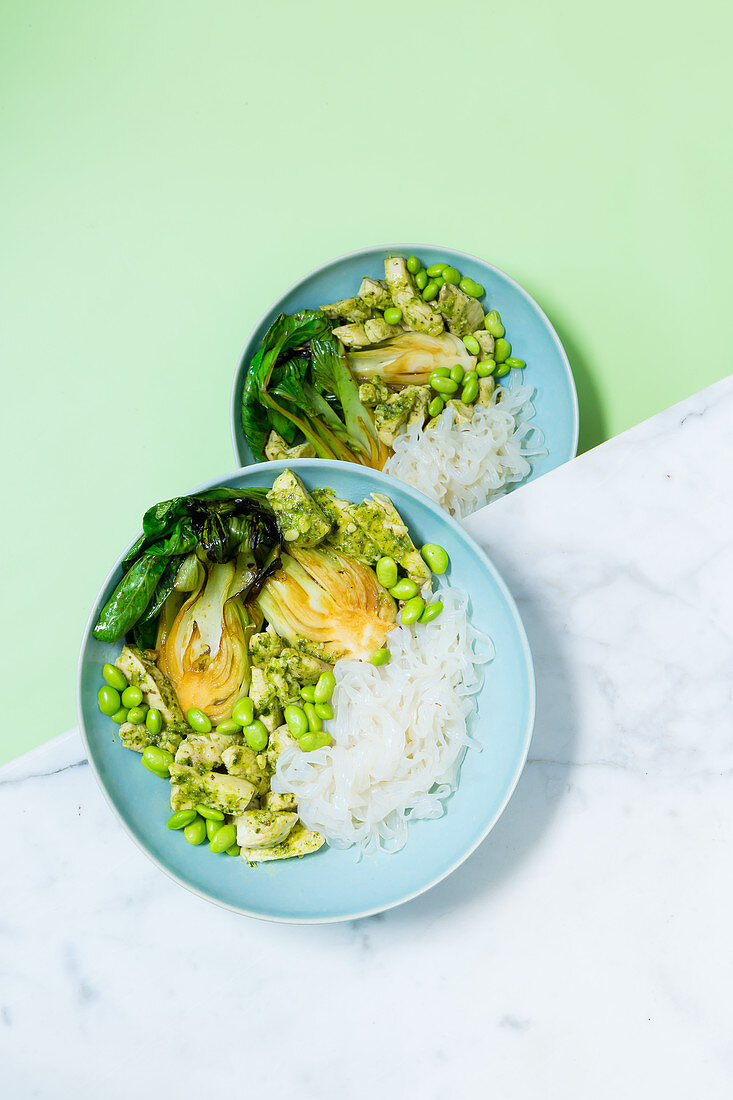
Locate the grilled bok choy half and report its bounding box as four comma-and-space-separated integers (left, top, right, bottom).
256, 546, 397, 662
241, 310, 388, 469
93, 490, 282, 722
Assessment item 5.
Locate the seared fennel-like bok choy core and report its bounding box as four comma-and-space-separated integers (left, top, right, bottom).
92, 470, 454, 864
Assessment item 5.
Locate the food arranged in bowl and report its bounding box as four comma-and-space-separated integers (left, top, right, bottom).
91, 469, 492, 864
239, 251, 546, 519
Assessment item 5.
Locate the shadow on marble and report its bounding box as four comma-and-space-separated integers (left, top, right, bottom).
369, 584, 579, 929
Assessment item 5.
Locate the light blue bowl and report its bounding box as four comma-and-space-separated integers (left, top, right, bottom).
77, 460, 535, 922
230, 244, 579, 485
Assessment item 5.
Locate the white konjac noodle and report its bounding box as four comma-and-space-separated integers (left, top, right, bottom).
384, 381, 545, 519
272, 587, 493, 856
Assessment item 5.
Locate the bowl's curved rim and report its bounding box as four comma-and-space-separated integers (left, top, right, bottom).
229, 241, 580, 465
77, 458, 536, 924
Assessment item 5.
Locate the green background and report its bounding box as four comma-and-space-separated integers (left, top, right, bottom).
2, 0, 730, 765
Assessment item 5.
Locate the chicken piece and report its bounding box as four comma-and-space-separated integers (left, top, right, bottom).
358, 277, 392, 311
320, 296, 375, 322
266, 647, 330, 708
332, 323, 369, 347
476, 377, 496, 406
264, 790, 298, 812
267, 470, 332, 548
357, 380, 392, 407
472, 330, 496, 359
169, 763, 256, 815
436, 283, 485, 337
363, 317, 404, 343
239, 822, 325, 862
352, 494, 431, 588
174, 733, 242, 772
115, 646, 185, 737
266, 724, 300, 770
264, 430, 316, 462
248, 667, 283, 730
222, 745, 269, 795
118, 722, 150, 753
311, 488, 382, 565
384, 256, 443, 336
249, 630, 285, 669
235, 809, 299, 849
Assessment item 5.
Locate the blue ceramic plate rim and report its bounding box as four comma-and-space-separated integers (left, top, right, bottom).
77, 459, 536, 923
229, 241, 579, 469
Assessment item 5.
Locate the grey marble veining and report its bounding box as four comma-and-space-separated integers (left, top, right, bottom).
2, 376, 732, 1098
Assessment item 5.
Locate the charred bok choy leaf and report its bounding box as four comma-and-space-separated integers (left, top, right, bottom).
241, 310, 389, 469
93, 489, 282, 646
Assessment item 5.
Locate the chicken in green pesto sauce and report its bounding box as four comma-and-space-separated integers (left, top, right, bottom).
94, 470, 450, 866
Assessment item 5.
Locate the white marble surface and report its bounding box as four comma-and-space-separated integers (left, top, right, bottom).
2, 377, 732, 1098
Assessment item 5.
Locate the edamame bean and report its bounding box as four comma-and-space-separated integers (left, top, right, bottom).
299, 733, 317, 752
187, 707, 212, 733
450, 363, 465, 384
427, 262, 447, 277
376, 556, 399, 588
285, 704, 309, 739
495, 362, 511, 377
232, 697, 254, 727
110, 708, 129, 724
477, 359, 496, 377
146, 707, 162, 735
300, 685, 316, 703
463, 334, 481, 356
415, 270, 428, 290
428, 395, 444, 418
421, 543, 450, 574
303, 703, 322, 733
384, 306, 402, 325
141, 745, 174, 777
494, 338, 511, 363
206, 817, 222, 842
315, 702, 334, 721
102, 664, 127, 691
310, 733, 331, 750
401, 595, 425, 625
505, 357, 526, 370
314, 670, 336, 703
196, 804, 224, 821
430, 375, 458, 395
244, 720, 269, 751
226, 844, 240, 856
184, 816, 206, 845
433, 276, 445, 289
406, 255, 421, 274
216, 719, 241, 735
371, 648, 391, 666
443, 266, 460, 285
127, 706, 148, 725
422, 280, 439, 302
390, 577, 418, 600
167, 809, 197, 830
420, 601, 444, 623
433, 366, 451, 378
462, 374, 479, 403
460, 277, 484, 298
121, 685, 143, 708
484, 310, 505, 338
98, 686, 121, 716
